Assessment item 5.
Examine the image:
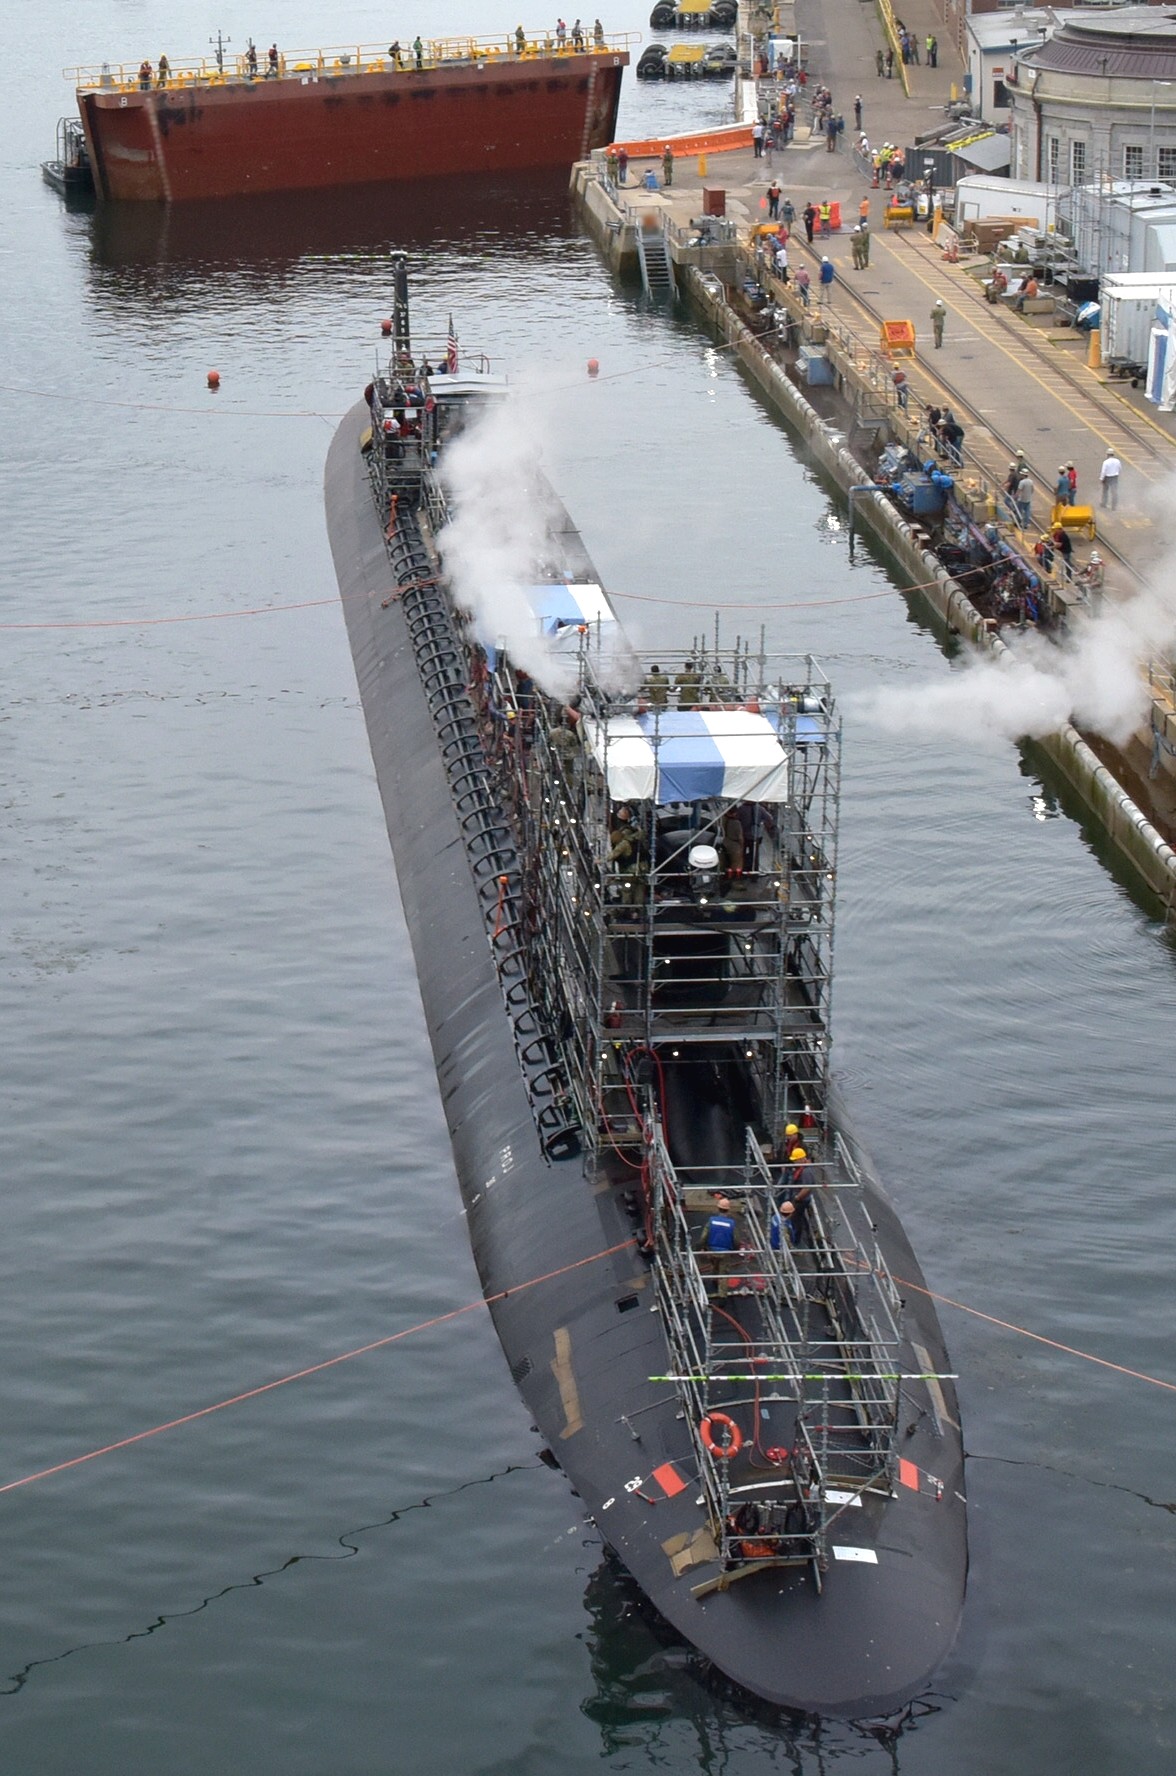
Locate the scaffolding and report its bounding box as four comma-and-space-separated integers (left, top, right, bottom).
452, 637, 911, 1575
472, 644, 841, 1166
360, 269, 915, 1580
646, 1125, 905, 1579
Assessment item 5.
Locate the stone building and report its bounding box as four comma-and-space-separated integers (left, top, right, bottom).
1006, 9, 1176, 187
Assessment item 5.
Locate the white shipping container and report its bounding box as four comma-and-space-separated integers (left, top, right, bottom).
954, 174, 1058, 231
1100, 273, 1176, 369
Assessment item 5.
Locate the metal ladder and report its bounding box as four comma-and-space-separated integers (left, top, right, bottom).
636, 219, 676, 299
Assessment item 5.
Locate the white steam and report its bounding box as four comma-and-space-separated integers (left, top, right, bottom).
854, 579, 1176, 748
438, 398, 578, 696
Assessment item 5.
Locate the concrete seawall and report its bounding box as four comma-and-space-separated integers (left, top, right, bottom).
683, 266, 1176, 913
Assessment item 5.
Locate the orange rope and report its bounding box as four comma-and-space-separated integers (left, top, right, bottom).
0, 565, 980, 633
897, 1275, 1176, 1395
0, 575, 443, 632
0, 1237, 636, 1496
0, 380, 341, 419
0, 596, 341, 631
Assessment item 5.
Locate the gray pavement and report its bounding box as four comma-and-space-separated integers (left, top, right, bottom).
614, 1, 1174, 582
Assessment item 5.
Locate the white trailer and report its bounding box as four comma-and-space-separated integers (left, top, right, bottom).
1100, 272, 1176, 372
954, 174, 1059, 233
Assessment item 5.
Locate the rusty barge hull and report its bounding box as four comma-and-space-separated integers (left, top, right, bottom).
77, 53, 626, 203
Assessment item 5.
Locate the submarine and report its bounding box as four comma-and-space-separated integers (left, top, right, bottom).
323, 258, 967, 1715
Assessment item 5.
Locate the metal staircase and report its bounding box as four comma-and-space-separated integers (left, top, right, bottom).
636, 218, 676, 298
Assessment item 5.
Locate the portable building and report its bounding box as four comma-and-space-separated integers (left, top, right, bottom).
1100, 271, 1176, 370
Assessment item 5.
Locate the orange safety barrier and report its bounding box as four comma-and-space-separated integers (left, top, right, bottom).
611, 123, 754, 159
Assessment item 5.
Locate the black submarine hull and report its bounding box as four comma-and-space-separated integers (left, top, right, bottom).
325, 400, 967, 1716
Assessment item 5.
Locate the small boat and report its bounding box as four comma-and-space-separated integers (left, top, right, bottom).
324, 258, 967, 1715
41, 117, 94, 199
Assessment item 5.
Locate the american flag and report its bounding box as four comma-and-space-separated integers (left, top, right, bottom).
446, 314, 458, 374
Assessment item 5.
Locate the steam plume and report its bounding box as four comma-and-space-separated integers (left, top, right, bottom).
438, 399, 578, 696
854, 578, 1176, 748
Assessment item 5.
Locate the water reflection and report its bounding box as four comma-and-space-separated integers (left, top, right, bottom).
85, 168, 576, 299
578, 1552, 945, 1770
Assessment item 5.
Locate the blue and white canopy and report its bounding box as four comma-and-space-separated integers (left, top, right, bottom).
587, 709, 791, 805
527, 582, 616, 639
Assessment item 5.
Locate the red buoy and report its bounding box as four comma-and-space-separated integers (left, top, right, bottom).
207, 369, 221, 390
380, 318, 393, 336
587, 358, 599, 377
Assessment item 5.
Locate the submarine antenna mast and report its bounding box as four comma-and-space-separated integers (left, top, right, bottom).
391, 253, 412, 365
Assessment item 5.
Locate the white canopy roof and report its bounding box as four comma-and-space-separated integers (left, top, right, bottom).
586, 709, 792, 804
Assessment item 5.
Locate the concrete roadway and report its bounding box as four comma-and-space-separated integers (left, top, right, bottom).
618, 0, 1176, 584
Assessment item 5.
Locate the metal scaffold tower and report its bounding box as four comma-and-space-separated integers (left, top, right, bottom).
455, 633, 909, 1578
498, 643, 841, 1165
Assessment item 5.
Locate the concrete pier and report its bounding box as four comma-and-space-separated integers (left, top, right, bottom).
570, 31, 1176, 907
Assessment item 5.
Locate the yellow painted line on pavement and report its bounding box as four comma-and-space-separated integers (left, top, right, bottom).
902, 236, 1176, 455
875, 236, 1163, 484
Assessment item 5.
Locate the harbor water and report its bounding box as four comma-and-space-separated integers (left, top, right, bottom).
3, 2, 1175, 1769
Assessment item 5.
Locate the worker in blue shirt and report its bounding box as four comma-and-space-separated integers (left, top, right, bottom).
702, 1198, 738, 1251
700, 1193, 740, 1295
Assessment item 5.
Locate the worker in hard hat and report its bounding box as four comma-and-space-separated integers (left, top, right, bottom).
778, 1144, 814, 1244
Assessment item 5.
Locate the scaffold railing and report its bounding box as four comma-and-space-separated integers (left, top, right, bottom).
644, 1121, 909, 1577
471, 646, 842, 1167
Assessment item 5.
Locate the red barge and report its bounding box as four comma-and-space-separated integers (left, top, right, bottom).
71, 31, 631, 203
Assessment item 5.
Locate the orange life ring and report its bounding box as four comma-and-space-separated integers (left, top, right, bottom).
700, 1412, 743, 1459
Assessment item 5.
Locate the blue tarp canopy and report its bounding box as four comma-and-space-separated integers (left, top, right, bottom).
527, 582, 615, 636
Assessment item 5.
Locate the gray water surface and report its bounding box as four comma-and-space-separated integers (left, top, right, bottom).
3, 2, 1175, 1770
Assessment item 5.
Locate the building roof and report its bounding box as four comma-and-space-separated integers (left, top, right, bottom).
1021, 8, 1176, 78
966, 8, 1086, 54
951, 131, 1013, 170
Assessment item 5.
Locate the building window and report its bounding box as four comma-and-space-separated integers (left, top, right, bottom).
1071, 140, 1087, 184
1048, 135, 1060, 183
993, 78, 1009, 109
1159, 145, 1176, 180
1124, 144, 1144, 179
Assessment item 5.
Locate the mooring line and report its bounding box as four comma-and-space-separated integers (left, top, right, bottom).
0, 1239, 636, 1497
5, 1227, 1172, 1504
0, 562, 983, 632
895, 1275, 1176, 1395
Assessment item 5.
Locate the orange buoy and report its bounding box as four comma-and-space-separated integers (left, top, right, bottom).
380, 318, 393, 335
587, 358, 599, 377
206, 369, 220, 390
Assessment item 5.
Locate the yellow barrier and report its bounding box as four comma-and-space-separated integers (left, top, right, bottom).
1051, 504, 1096, 539
68, 32, 639, 91
875, 0, 911, 98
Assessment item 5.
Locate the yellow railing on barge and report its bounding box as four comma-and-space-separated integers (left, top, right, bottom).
68, 31, 637, 93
